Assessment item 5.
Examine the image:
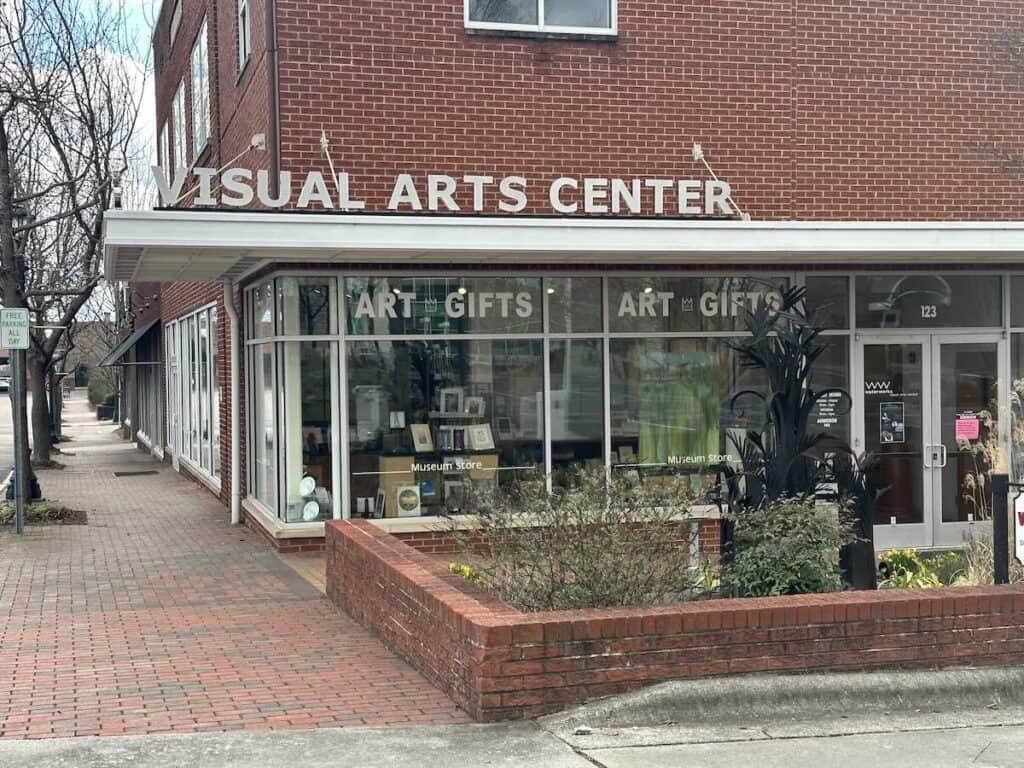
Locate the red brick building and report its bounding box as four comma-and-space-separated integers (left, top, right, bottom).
104, 0, 1024, 552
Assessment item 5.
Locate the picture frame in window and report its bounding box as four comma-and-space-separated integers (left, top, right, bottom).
495, 416, 513, 441
439, 387, 464, 414
464, 396, 485, 418
395, 485, 421, 518
467, 424, 495, 451
410, 423, 434, 453
435, 425, 455, 452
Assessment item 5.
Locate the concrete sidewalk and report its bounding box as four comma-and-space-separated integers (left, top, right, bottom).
0, 391, 466, 739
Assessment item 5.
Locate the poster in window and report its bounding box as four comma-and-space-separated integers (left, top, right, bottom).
467, 424, 495, 451
410, 424, 434, 453
880, 402, 905, 444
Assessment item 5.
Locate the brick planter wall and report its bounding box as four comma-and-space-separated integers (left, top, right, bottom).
327, 519, 1024, 722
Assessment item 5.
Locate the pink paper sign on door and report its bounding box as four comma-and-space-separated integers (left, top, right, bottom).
955, 417, 980, 441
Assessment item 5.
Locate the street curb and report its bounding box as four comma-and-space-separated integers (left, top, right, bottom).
539, 667, 1024, 733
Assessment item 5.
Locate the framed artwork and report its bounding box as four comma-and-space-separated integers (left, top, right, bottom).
396, 485, 421, 517
439, 387, 464, 414
389, 411, 406, 429
467, 423, 495, 451
410, 424, 434, 453
495, 416, 513, 440
464, 396, 485, 418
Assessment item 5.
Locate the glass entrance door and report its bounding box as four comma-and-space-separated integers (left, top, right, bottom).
856, 335, 1005, 550
858, 338, 932, 550
931, 337, 1004, 547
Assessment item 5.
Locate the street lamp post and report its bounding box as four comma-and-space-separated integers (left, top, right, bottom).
10, 204, 31, 535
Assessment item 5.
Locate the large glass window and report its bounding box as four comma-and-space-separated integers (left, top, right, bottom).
251, 343, 276, 507
190, 20, 210, 157
609, 338, 766, 481
805, 275, 849, 330
546, 277, 602, 334
166, 304, 222, 485
346, 276, 542, 336
607, 276, 789, 334
171, 81, 186, 168
855, 274, 1002, 329
347, 340, 544, 517
550, 339, 604, 486
282, 341, 336, 522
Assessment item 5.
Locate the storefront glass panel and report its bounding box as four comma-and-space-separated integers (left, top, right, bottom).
546, 277, 602, 334
810, 336, 851, 444
347, 339, 544, 518
608, 338, 765, 478
279, 277, 336, 335
345, 276, 542, 336
549, 339, 604, 485
282, 341, 336, 522
855, 274, 1002, 329
805, 275, 849, 330
607, 276, 789, 334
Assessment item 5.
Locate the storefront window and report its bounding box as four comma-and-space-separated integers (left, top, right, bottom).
805, 275, 849, 330
855, 274, 1002, 329
282, 341, 336, 522
279, 277, 336, 335
809, 336, 851, 444
345, 276, 542, 336
1011, 334, 1024, 481
251, 280, 275, 338
550, 339, 604, 485
1012, 276, 1024, 327
607, 276, 789, 334
347, 339, 544, 517
609, 338, 765, 481
546, 277, 602, 334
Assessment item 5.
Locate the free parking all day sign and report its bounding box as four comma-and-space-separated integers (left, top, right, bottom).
0, 308, 29, 349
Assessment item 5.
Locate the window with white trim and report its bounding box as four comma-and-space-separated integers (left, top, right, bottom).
171, 81, 186, 168
166, 305, 221, 485
466, 0, 615, 34
237, 0, 251, 69
191, 20, 210, 157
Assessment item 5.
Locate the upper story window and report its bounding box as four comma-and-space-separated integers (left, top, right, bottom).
466, 0, 615, 35
172, 82, 186, 168
191, 20, 210, 156
169, 0, 182, 44
238, 0, 251, 69
157, 122, 168, 170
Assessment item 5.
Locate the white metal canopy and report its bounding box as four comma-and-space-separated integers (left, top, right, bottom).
102, 209, 1024, 283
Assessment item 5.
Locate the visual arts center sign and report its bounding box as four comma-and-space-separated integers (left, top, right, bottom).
153, 167, 736, 216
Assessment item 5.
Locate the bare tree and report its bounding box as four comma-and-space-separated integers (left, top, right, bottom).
0, 0, 142, 467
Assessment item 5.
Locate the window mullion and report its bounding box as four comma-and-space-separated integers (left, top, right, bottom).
538, 0, 545, 29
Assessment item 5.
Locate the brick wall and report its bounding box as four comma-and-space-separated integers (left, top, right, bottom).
328, 519, 1024, 721
274, 0, 1024, 220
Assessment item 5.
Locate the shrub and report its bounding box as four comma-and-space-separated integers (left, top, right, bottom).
953, 532, 1024, 585
445, 468, 704, 612
101, 392, 118, 407
87, 378, 112, 406
0, 501, 86, 525
723, 499, 856, 597
878, 549, 942, 589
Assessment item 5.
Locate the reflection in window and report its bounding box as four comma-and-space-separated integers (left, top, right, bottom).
347, 340, 544, 518
855, 274, 1001, 329
546, 277, 602, 334
609, 338, 766, 484
346, 276, 542, 336
809, 336, 851, 445
805, 275, 849, 330
550, 339, 604, 486
282, 341, 336, 522
279, 277, 336, 335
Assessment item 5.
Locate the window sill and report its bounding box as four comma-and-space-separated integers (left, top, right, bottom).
178, 454, 222, 495
243, 497, 327, 538
465, 26, 617, 43
235, 56, 251, 86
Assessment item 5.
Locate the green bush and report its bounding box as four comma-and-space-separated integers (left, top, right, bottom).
878, 549, 942, 589
101, 392, 118, 407
87, 378, 112, 406
723, 499, 856, 597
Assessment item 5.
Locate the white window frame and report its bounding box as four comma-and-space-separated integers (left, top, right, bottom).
171, 81, 187, 169
157, 122, 168, 170
166, 303, 222, 491
238, 0, 251, 69
191, 19, 210, 158
464, 0, 618, 36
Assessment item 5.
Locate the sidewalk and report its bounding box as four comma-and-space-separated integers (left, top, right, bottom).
0, 392, 467, 739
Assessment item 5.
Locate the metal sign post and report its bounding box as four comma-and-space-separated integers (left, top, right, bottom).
2, 307, 30, 535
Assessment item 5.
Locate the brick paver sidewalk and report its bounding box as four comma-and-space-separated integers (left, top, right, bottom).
0, 392, 467, 739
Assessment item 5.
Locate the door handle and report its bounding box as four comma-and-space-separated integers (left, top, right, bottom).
938, 444, 947, 468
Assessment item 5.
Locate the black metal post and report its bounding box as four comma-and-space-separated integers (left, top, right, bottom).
992, 473, 1010, 585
